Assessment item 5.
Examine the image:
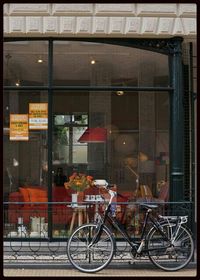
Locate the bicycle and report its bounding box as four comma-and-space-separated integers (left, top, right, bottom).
67, 181, 194, 273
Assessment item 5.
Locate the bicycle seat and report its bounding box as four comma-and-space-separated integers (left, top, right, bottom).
140, 204, 158, 210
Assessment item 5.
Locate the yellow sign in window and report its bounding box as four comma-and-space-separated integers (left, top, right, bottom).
10, 114, 29, 141
29, 103, 48, 130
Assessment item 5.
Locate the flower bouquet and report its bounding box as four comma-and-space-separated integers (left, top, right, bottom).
64, 172, 93, 192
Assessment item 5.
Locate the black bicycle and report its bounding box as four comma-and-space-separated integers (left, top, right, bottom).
67, 181, 194, 273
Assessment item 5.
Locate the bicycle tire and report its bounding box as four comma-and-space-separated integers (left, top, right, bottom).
67, 223, 115, 273
147, 222, 194, 271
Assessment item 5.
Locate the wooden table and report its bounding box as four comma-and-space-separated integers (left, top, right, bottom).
69, 205, 89, 234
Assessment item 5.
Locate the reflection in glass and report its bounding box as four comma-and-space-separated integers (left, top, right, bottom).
4, 41, 48, 86
53, 41, 169, 87
3, 91, 48, 190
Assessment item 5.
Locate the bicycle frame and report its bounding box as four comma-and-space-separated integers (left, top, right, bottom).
90, 185, 173, 254
91, 202, 173, 255
68, 184, 194, 273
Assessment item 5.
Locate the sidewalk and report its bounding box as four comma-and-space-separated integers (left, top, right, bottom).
3, 267, 197, 277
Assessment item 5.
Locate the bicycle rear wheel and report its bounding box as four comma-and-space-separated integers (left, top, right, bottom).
147, 223, 194, 271
67, 223, 115, 273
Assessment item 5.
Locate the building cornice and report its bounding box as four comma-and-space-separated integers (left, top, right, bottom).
3, 4, 196, 38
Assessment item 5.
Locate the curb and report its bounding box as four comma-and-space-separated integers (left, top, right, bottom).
4, 261, 197, 270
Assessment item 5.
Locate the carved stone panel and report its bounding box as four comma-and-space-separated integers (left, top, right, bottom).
52, 4, 93, 15
26, 17, 42, 33
10, 17, 25, 33
43, 17, 58, 33
9, 4, 50, 15
60, 17, 75, 33
76, 17, 92, 34
125, 17, 141, 34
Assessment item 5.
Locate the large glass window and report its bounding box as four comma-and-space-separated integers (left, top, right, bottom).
53, 41, 169, 87
52, 90, 169, 193
3, 39, 170, 239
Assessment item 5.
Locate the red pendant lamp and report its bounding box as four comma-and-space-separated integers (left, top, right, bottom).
78, 128, 107, 143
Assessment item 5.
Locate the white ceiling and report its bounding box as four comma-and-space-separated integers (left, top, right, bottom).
4, 41, 169, 85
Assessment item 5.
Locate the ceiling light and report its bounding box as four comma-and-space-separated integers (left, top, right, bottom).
15, 81, 20, 86
91, 60, 96, 65
37, 58, 43, 63
116, 91, 124, 96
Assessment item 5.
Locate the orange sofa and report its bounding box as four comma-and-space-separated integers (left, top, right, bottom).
8, 186, 73, 225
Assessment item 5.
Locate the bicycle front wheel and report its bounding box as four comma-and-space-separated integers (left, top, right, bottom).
147, 223, 194, 271
67, 223, 115, 273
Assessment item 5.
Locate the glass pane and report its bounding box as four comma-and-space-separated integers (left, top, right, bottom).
73, 127, 87, 145
51, 89, 169, 236
3, 90, 48, 238
73, 146, 87, 164
52, 89, 169, 188
73, 114, 88, 125
53, 125, 69, 164
4, 41, 48, 86
53, 41, 169, 87
156, 92, 169, 130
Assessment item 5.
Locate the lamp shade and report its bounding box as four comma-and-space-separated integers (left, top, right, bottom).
78, 128, 107, 143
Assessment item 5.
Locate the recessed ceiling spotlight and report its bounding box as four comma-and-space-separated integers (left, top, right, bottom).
37, 58, 43, 63
15, 81, 20, 86
91, 59, 96, 65
116, 91, 124, 96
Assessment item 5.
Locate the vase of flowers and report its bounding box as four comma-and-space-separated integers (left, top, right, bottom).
64, 173, 93, 205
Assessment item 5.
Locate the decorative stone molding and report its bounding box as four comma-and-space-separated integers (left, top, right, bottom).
52, 4, 93, 15
26, 17, 42, 34
141, 18, 158, 34
136, 4, 177, 17
172, 18, 184, 35
109, 17, 125, 34
125, 17, 141, 34
3, 4, 9, 15
60, 17, 75, 34
157, 18, 174, 35
43, 17, 58, 34
9, 4, 50, 15
181, 18, 196, 35
178, 4, 196, 17
3, 3, 196, 38
93, 17, 108, 34
9, 17, 25, 33
76, 17, 92, 34
95, 4, 134, 15
3, 17, 9, 33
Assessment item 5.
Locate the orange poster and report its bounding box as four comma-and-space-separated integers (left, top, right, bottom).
29, 103, 48, 130
10, 114, 29, 141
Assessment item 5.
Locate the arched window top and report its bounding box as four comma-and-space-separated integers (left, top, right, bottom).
3, 38, 178, 87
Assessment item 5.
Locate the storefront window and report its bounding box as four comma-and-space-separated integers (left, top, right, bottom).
3, 39, 170, 239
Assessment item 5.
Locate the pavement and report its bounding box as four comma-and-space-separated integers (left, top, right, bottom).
3, 266, 197, 278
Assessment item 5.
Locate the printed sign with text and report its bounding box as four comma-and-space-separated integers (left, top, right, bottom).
29, 103, 48, 130
10, 114, 29, 141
